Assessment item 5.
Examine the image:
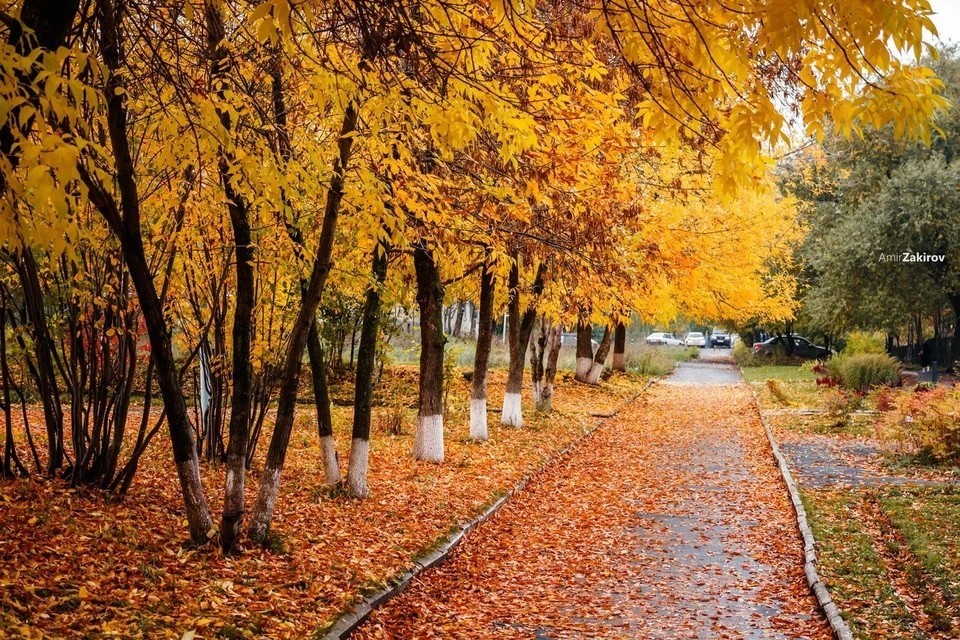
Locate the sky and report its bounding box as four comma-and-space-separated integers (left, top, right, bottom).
929, 0, 960, 47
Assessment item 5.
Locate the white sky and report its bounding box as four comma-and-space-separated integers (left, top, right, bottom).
929, 0, 960, 46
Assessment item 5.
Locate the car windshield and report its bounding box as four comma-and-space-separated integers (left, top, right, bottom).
688, 332, 703, 338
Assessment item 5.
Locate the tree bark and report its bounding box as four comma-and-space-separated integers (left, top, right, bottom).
347, 245, 388, 497
452, 301, 465, 338
0, 0, 82, 475
532, 318, 561, 412
612, 322, 627, 372
13, 254, 63, 473
270, 50, 340, 489
247, 100, 360, 545
530, 317, 545, 409
412, 243, 446, 462
307, 320, 339, 485
502, 259, 545, 427
574, 320, 594, 382
205, 0, 255, 554
586, 325, 613, 384
0, 298, 27, 477
543, 323, 561, 408
470, 253, 495, 440
82, 0, 215, 545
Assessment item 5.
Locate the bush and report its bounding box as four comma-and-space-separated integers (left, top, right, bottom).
827, 353, 901, 392
877, 387, 960, 461
627, 348, 677, 376
822, 388, 863, 428
732, 340, 758, 366
843, 331, 886, 355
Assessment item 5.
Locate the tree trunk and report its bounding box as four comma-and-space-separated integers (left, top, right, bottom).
81, 0, 215, 545
470, 253, 495, 441
544, 323, 561, 408
205, 0, 255, 554
0, 299, 27, 477
574, 320, 594, 382
347, 245, 388, 497
0, 0, 82, 475
501, 260, 545, 427
412, 243, 446, 462
532, 319, 561, 412
586, 325, 612, 384
247, 100, 359, 545
270, 50, 339, 488
530, 318, 545, 407
452, 301, 465, 338
14, 254, 64, 473
612, 321, 627, 372
307, 320, 339, 485
502, 261, 524, 427
468, 301, 476, 338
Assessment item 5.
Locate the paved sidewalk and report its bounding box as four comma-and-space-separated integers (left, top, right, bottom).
353, 376, 830, 639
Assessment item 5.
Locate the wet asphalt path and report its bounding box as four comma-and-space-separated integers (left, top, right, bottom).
665, 348, 741, 385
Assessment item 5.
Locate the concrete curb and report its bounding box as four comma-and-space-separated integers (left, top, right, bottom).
321, 379, 654, 639
752, 393, 855, 640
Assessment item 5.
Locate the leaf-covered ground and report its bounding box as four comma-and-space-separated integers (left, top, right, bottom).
0, 368, 642, 639
354, 383, 830, 639
756, 371, 960, 638
804, 486, 960, 639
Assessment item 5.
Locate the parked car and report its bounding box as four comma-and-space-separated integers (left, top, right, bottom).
646, 332, 683, 346
684, 332, 706, 347
710, 331, 731, 348
753, 335, 831, 359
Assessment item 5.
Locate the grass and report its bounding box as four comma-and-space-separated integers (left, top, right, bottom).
803, 486, 960, 639
389, 334, 697, 377
739, 365, 816, 382
802, 488, 915, 639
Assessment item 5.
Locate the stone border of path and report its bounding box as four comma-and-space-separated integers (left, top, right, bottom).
754, 399, 854, 640
320, 380, 654, 640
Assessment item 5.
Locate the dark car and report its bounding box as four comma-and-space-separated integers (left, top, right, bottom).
710, 331, 731, 348
753, 335, 831, 360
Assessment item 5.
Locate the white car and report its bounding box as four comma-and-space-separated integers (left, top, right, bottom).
646, 332, 683, 346
684, 332, 706, 347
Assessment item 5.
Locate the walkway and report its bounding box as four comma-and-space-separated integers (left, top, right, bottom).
352, 361, 830, 639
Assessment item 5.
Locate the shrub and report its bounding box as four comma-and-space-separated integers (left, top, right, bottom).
843, 331, 886, 355
876, 387, 960, 461
766, 379, 791, 406
829, 353, 901, 392
732, 341, 758, 366
627, 349, 677, 376
822, 388, 863, 428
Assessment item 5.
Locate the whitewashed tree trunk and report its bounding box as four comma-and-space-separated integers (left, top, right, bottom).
413, 243, 446, 462
470, 398, 488, 440
501, 258, 544, 428
321, 435, 341, 486
413, 414, 444, 461
501, 392, 523, 427
346, 438, 369, 497
470, 254, 495, 441
586, 325, 612, 385
574, 320, 595, 382
612, 322, 627, 372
